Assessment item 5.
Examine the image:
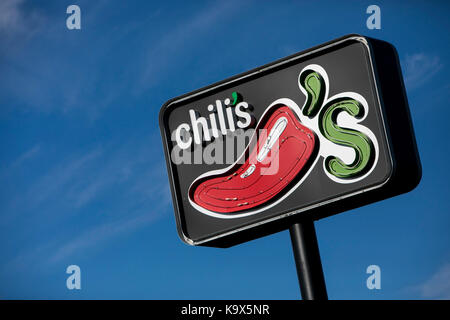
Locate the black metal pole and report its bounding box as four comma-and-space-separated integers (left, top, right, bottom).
289, 220, 328, 300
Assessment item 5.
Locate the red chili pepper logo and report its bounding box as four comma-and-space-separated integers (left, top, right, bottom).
189, 64, 378, 218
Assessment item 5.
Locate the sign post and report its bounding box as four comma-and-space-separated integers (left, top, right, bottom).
290, 221, 327, 300
159, 34, 421, 298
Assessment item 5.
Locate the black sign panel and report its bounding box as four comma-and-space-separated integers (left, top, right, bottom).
159, 35, 421, 247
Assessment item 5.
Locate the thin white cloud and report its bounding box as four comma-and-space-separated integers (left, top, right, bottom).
10, 144, 41, 168
3, 134, 170, 220
418, 263, 450, 299
45, 209, 162, 265
26, 147, 103, 209
0, 1, 133, 116
1, 207, 165, 273
0, 0, 44, 40
0, 146, 103, 228
1, 0, 242, 116
0, 0, 24, 33
1, 134, 172, 272
402, 53, 443, 91
138, 0, 241, 89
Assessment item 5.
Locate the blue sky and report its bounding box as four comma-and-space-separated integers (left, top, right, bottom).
0, 0, 449, 299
